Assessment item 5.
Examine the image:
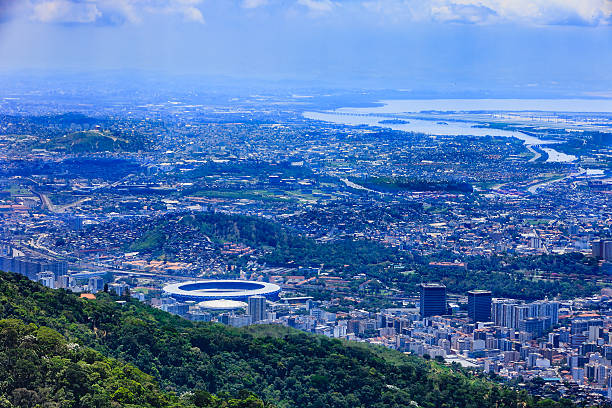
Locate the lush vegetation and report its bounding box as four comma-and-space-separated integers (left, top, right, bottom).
1, 157, 141, 181
0, 113, 149, 154
0, 319, 188, 408
45, 130, 142, 153
0, 321, 271, 408
129, 212, 291, 255
352, 176, 474, 193
404, 252, 601, 300
128, 212, 603, 300
0, 272, 578, 408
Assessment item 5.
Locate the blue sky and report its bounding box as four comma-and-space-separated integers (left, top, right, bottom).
0, 1, 611, 93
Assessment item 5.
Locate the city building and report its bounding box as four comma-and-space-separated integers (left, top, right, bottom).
420, 283, 447, 318
592, 240, 612, 262
467, 290, 492, 322
108, 283, 128, 297
492, 298, 559, 331
248, 295, 267, 323
88, 276, 104, 293
37, 272, 55, 289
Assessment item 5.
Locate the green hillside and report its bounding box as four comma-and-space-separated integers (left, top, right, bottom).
0, 272, 578, 408
126, 212, 600, 300
0, 319, 263, 408
44, 130, 144, 153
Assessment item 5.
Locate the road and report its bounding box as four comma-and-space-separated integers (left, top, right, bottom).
30, 233, 60, 256
37, 192, 91, 213
340, 178, 383, 195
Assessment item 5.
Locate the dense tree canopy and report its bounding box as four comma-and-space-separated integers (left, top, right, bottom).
0, 272, 581, 408
0, 318, 270, 408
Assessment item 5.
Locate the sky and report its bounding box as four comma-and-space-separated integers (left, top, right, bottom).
0, 0, 611, 94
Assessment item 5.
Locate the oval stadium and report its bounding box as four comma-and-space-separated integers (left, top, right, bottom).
163, 280, 281, 302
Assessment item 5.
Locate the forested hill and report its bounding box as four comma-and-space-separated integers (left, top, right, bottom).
0, 272, 578, 408
0, 319, 267, 408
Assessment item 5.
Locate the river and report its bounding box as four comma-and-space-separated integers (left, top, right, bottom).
303, 99, 590, 163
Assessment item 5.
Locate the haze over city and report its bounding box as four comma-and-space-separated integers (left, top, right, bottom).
1, 0, 612, 93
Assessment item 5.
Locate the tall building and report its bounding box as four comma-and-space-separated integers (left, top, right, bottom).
529, 236, 543, 249
37, 272, 55, 289
248, 295, 267, 323
548, 333, 560, 348
66, 216, 84, 231
592, 240, 604, 258
520, 317, 545, 338
163, 303, 189, 316
44, 260, 68, 278
420, 283, 446, 318
492, 298, 559, 330
57, 275, 71, 289
492, 299, 517, 327
88, 276, 104, 293
0, 255, 67, 280
467, 290, 492, 322
108, 283, 128, 297
592, 240, 612, 261
530, 300, 559, 325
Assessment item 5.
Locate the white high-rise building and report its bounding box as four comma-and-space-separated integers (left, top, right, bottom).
248, 295, 267, 323
88, 276, 104, 293
492, 298, 559, 331
38, 272, 55, 289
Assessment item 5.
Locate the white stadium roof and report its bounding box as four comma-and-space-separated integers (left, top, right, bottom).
163, 279, 281, 301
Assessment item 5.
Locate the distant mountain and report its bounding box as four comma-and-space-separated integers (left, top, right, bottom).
0, 271, 576, 408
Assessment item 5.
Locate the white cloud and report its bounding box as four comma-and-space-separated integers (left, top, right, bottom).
448, 0, 612, 26
101, 0, 141, 23
297, 0, 336, 14
360, 0, 612, 26
32, 0, 101, 23
144, 0, 205, 23
169, 0, 204, 22
242, 0, 268, 9
181, 6, 204, 22
20, 0, 612, 26
27, 0, 206, 24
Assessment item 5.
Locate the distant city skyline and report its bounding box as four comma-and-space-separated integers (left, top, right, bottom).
0, 1, 611, 94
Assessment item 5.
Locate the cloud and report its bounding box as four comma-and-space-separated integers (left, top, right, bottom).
13, 0, 612, 26
242, 0, 268, 9
26, 0, 206, 25
359, 0, 612, 26
181, 6, 204, 22
144, 0, 204, 23
297, 0, 336, 14
454, 0, 612, 26
31, 0, 101, 23
430, 3, 498, 24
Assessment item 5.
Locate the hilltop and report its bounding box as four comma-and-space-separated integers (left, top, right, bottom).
45, 129, 143, 153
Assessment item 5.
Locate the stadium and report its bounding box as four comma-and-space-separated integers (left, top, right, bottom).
163, 279, 281, 302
